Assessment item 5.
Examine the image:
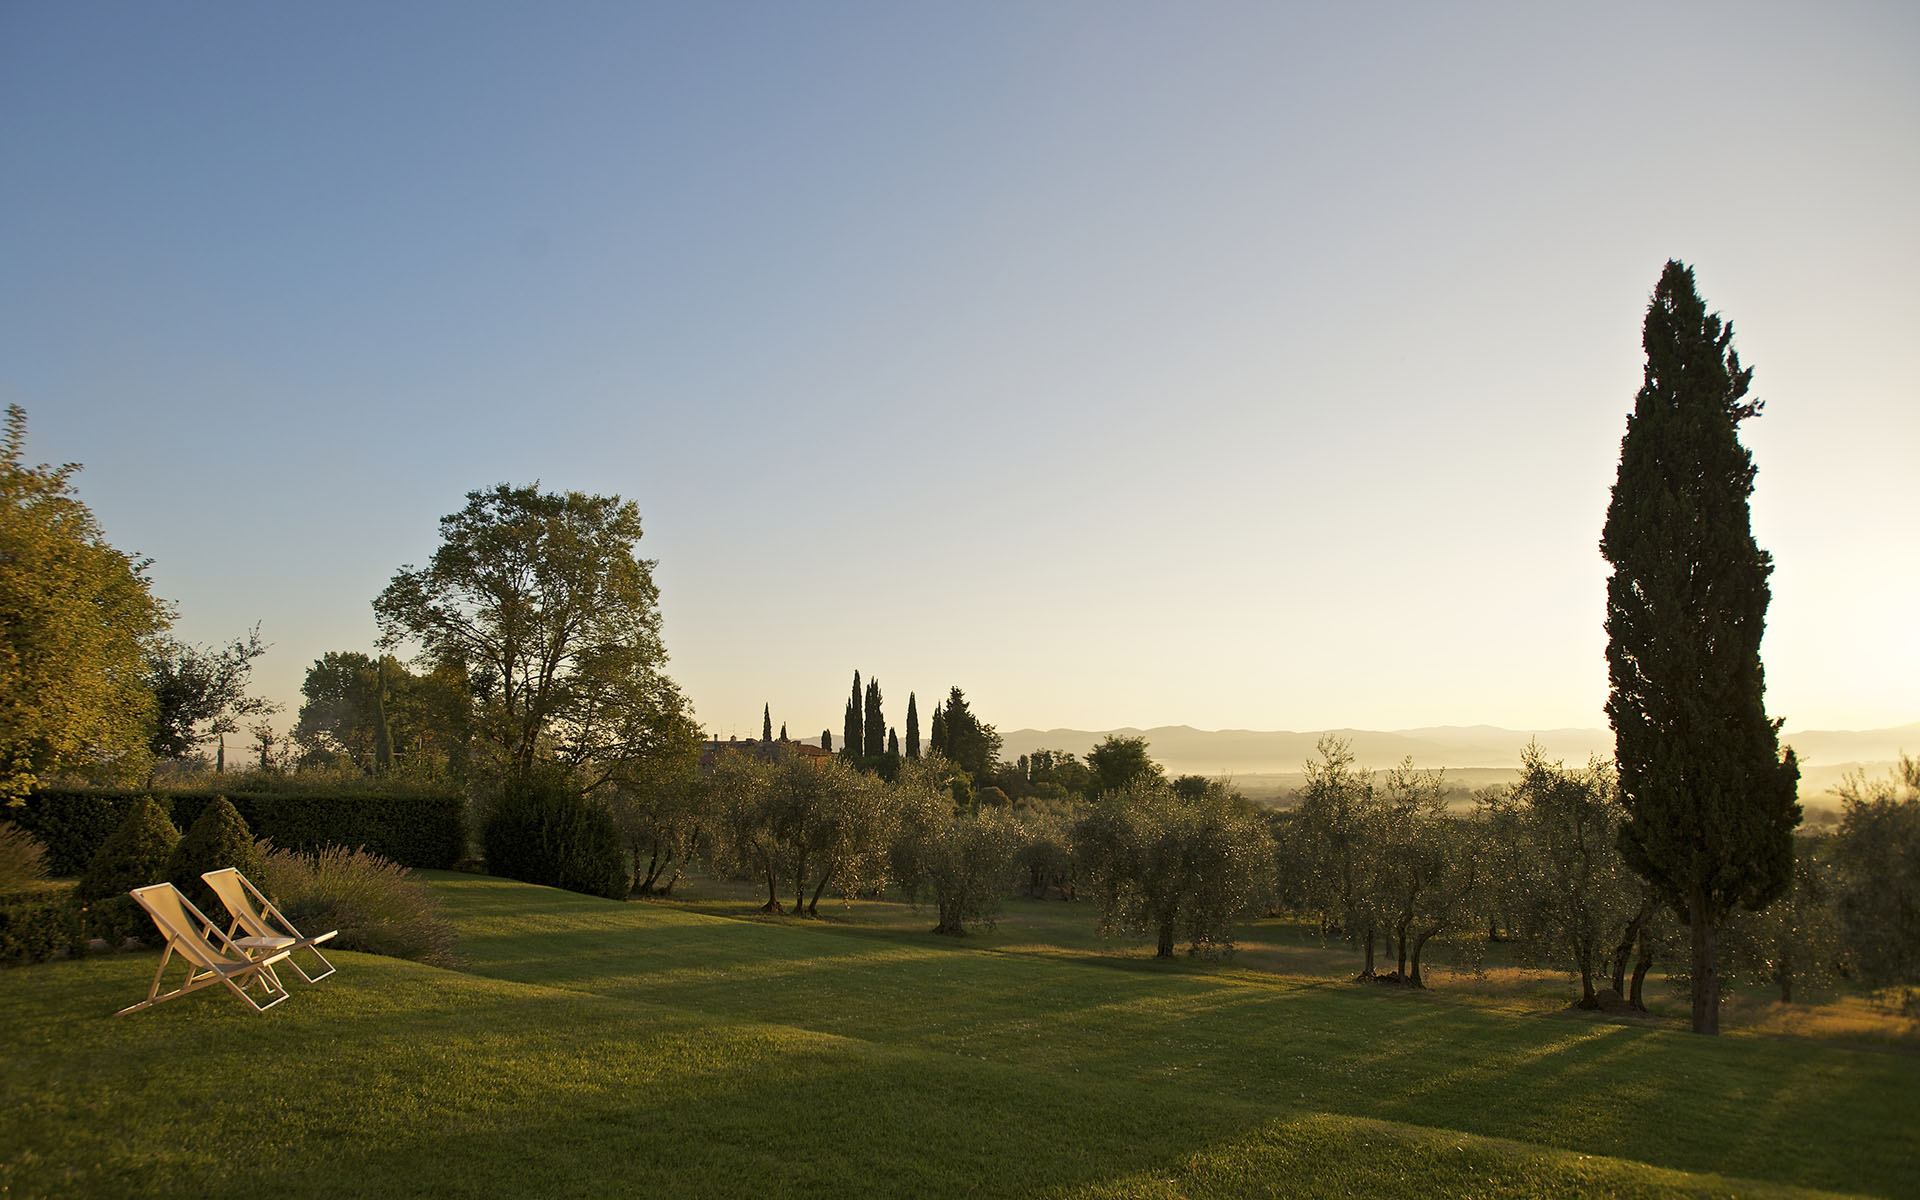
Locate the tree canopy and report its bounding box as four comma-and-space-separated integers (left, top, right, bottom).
0, 406, 168, 797
1601, 260, 1800, 1034
293, 651, 469, 778
145, 626, 278, 767
928, 687, 1000, 780
373, 483, 687, 788
1087, 735, 1164, 796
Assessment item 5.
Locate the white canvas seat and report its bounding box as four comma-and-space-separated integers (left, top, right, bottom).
201, 867, 338, 983
117, 883, 293, 1016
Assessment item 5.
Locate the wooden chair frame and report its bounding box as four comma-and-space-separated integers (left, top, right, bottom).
118, 884, 293, 1016
201, 867, 338, 984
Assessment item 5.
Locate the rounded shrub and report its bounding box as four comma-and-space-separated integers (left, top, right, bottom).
483, 772, 627, 900
167, 796, 266, 916
257, 843, 460, 968
77, 796, 179, 946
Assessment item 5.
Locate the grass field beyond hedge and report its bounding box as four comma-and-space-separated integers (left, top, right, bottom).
2, 874, 1915, 1199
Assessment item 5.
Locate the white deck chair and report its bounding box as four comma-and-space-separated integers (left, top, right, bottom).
202, 867, 338, 983
117, 883, 294, 1016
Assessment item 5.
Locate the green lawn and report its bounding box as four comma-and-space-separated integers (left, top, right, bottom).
3, 873, 1914, 1198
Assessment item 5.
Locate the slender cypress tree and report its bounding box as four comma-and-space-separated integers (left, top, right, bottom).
372, 655, 394, 775
844, 671, 863, 758
821, 730, 832, 752
929, 703, 947, 757
864, 677, 884, 758
905, 692, 921, 759
888, 727, 900, 757
762, 703, 773, 743
1601, 259, 1801, 1036
779, 722, 787, 742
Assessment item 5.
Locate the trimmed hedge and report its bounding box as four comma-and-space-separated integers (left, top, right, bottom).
0, 881, 78, 966
15, 787, 465, 876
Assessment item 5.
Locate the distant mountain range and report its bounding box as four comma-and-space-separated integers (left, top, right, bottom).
997, 722, 1919, 803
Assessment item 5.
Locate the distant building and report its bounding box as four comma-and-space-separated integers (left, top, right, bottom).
699, 736, 831, 771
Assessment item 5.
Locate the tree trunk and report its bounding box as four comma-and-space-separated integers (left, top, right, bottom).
807, 864, 835, 917
1629, 925, 1654, 1012
761, 864, 783, 913
1610, 896, 1654, 994
1688, 894, 1720, 1035
1395, 920, 1409, 978
1409, 929, 1436, 988
1156, 917, 1175, 959
1359, 927, 1376, 979
1576, 943, 1597, 1008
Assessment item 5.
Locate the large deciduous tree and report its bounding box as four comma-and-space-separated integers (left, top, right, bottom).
374, 483, 686, 790
1601, 260, 1801, 1034
0, 406, 168, 796
144, 626, 279, 772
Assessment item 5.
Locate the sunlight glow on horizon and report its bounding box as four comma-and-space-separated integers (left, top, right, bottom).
2, 3, 1913, 744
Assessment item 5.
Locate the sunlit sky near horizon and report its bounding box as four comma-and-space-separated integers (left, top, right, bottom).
3, 3, 1915, 747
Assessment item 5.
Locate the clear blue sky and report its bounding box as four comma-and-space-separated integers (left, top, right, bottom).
3, 3, 1914, 745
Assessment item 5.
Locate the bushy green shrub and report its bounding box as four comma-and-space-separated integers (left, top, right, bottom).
484, 773, 627, 900
256, 843, 460, 968
77, 796, 180, 947
0, 881, 79, 966
167, 796, 265, 916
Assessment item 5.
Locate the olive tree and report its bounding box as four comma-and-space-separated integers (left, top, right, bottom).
1500, 748, 1652, 1009
892, 755, 1019, 935
1075, 778, 1272, 959
1829, 757, 1920, 1014
1292, 737, 1385, 975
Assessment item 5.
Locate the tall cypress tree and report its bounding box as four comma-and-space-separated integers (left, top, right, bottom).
929, 703, 947, 758
762, 702, 773, 743
843, 671, 863, 759
1601, 259, 1801, 1036
779, 722, 787, 742
864, 677, 884, 758
372, 654, 394, 775
905, 692, 921, 759
821, 730, 832, 752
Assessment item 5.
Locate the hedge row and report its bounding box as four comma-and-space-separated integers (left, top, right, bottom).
14, 788, 465, 876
